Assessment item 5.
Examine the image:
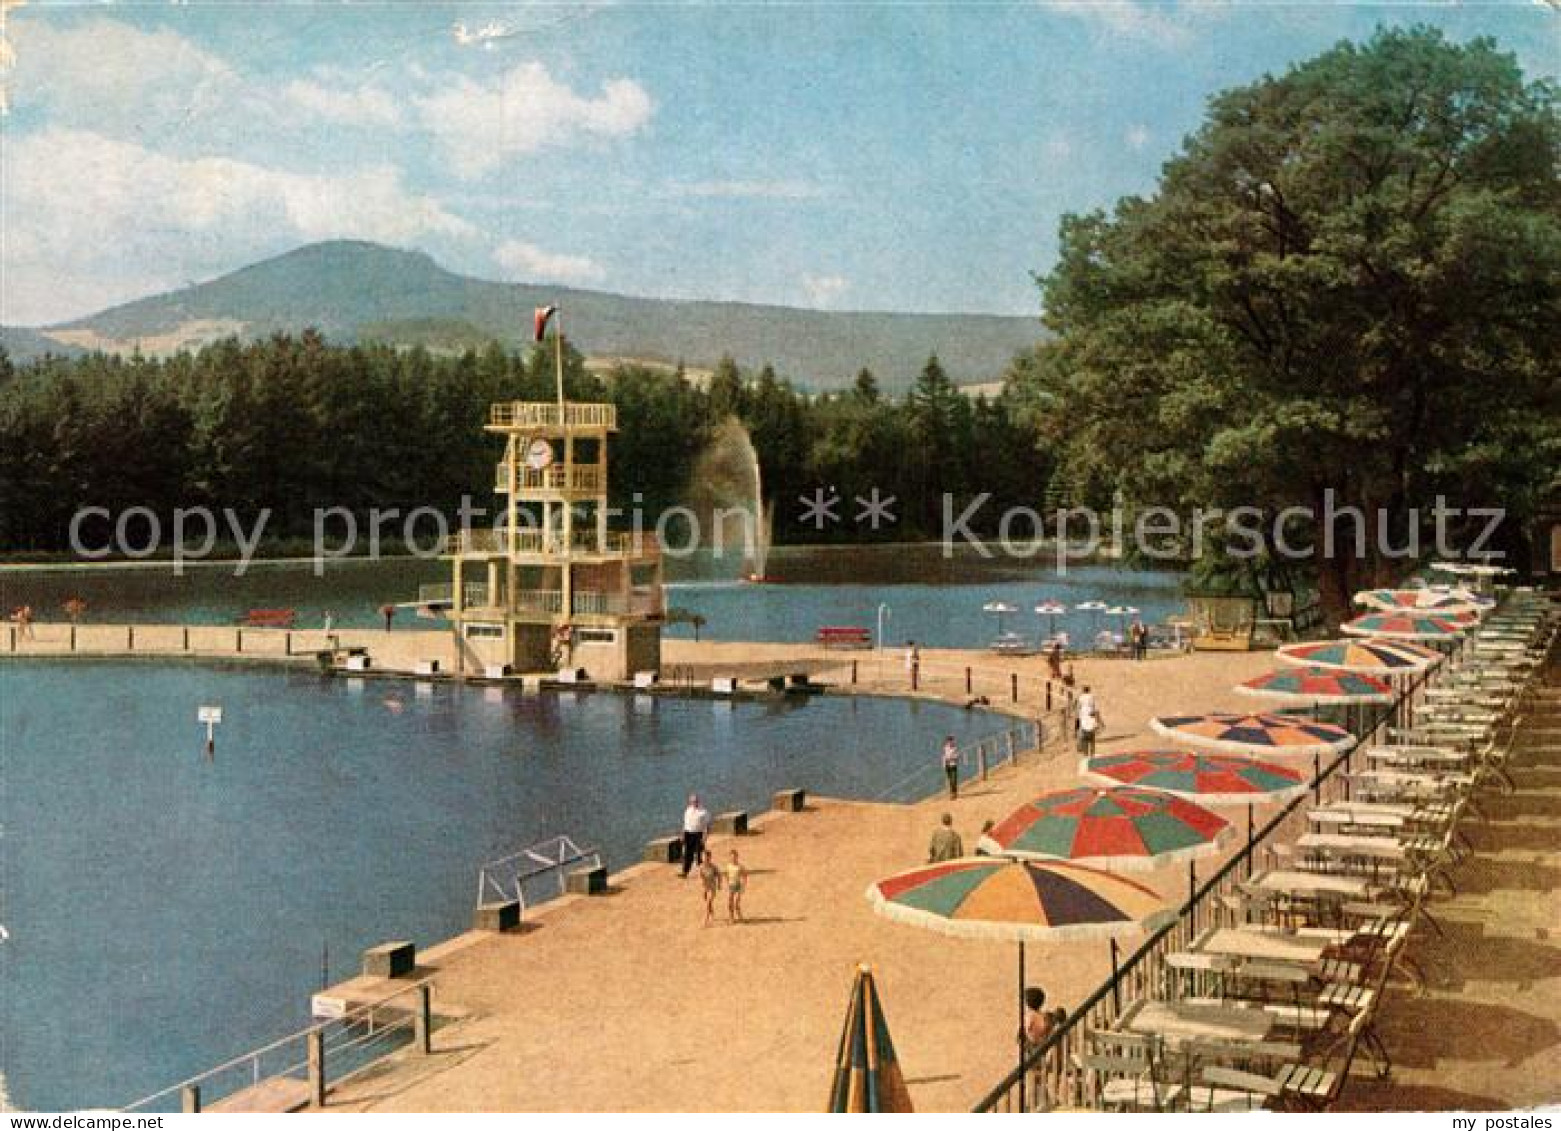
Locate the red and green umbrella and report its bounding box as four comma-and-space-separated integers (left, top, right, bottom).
827, 964, 914, 1112
1081, 750, 1309, 806
1275, 638, 1443, 674
1235, 665, 1394, 706
1342, 612, 1474, 640
975, 786, 1231, 871
1151, 712, 1356, 757
868, 856, 1166, 941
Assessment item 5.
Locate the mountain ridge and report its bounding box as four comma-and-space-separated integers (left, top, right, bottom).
1, 240, 1042, 391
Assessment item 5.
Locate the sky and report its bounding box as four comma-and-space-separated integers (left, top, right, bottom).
0, 1, 1555, 327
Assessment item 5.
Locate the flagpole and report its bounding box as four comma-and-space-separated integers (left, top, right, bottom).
554, 308, 565, 408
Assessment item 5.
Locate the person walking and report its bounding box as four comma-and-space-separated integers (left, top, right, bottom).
679, 793, 711, 878
1075, 685, 1103, 756
1130, 620, 1147, 660
941, 735, 962, 799
1046, 640, 1064, 681
696, 849, 723, 926
927, 812, 964, 862
723, 849, 748, 923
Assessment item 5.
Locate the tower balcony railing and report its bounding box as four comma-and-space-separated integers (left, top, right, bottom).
494, 464, 604, 493
488, 402, 617, 431
444, 528, 658, 558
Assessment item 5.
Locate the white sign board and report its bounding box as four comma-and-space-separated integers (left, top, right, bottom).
197, 706, 223, 724
311, 994, 348, 1020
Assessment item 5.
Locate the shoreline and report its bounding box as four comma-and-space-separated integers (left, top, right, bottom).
39, 636, 1276, 1112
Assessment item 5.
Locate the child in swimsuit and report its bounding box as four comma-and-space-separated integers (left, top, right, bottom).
697, 849, 722, 926
724, 849, 748, 923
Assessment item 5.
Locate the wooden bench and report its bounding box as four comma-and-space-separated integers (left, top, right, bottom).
241, 608, 296, 629
815, 626, 872, 649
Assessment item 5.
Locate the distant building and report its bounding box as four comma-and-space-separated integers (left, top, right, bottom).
441, 399, 663, 680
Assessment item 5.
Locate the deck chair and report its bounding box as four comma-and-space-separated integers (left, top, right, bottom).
1192, 1065, 1286, 1112
1083, 1030, 1180, 1112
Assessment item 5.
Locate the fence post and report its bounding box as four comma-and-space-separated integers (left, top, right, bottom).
1045, 679, 1052, 711
236, 628, 244, 654
70, 624, 77, 651
1246, 804, 1255, 880
413, 983, 432, 1054
851, 660, 858, 685
127, 625, 135, 651
1312, 753, 1322, 802
978, 742, 989, 781
183, 625, 190, 651
286, 630, 292, 657
181, 1085, 202, 1113
307, 1027, 327, 1107
1010, 672, 1019, 703
965, 666, 972, 695
912, 664, 919, 692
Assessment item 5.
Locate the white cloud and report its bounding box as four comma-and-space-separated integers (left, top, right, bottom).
1125, 123, 1152, 150
801, 274, 849, 308
8, 16, 241, 136
279, 78, 402, 129
1049, 1, 1214, 48
1, 128, 476, 324
493, 239, 606, 284
670, 179, 825, 201
417, 62, 653, 179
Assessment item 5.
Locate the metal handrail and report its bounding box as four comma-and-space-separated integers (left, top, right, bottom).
970, 666, 1434, 1113
121, 977, 435, 1113
488, 402, 617, 430
870, 719, 1042, 805
476, 834, 603, 912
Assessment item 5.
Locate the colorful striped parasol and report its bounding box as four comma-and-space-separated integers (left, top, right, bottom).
1235, 666, 1395, 706
1341, 612, 1474, 640
1081, 750, 1310, 806
1150, 712, 1357, 757
827, 964, 914, 1112
867, 857, 1167, 942
975, 786, 1231, 871
1275, 638, 1444, 673
1353, 587, 1490, 613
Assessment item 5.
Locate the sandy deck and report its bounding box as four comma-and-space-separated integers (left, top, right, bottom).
321, 647, 1282, 1113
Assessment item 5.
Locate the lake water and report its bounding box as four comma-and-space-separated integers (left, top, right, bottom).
1, 545, 1186, 649
0, 547, 1186, 1109
0, 660, 992, 1111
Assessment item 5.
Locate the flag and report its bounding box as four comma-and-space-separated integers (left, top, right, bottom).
533, 305, 559, 342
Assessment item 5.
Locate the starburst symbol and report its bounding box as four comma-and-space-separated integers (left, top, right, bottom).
855, 488, 898, 530
798, 487, 842, 530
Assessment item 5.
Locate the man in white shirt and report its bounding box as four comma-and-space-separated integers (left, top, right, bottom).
680, 794, 711, 878
941, 736, 962, 799
1075, 686, 1103, 756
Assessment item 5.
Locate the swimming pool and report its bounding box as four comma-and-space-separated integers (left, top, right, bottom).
0, 660, 992, 1110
